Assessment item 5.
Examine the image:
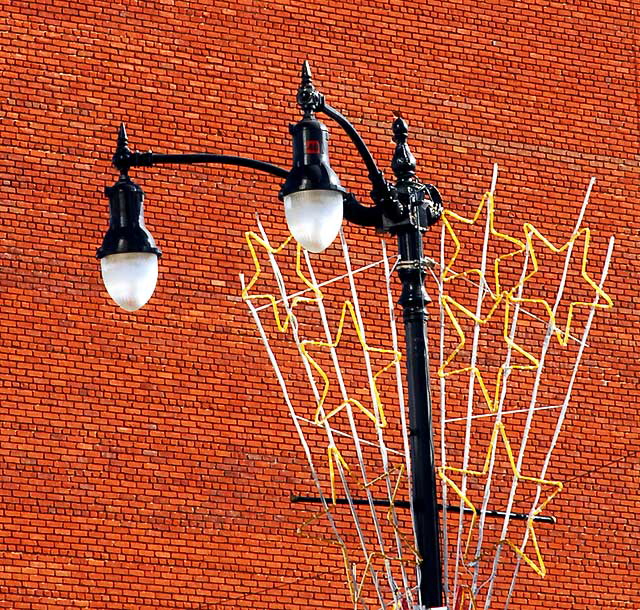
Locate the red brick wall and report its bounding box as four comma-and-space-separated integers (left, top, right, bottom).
0, 0, 638, 608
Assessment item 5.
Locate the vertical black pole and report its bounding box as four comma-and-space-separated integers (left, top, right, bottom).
397, 228, 443, 609
391, 118, 444, 609
293, 62, 445, 604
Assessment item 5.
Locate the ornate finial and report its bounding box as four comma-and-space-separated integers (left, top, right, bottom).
391, 116, 416, 181
301, 60, 312, 86
112, 122, 133, 174
392, 116, 408, 143
296, 60, 324, 117
117, 122, 128, 148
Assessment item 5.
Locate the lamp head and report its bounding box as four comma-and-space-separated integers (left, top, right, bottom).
280, 117, 345, 253
97, 175, 161, 311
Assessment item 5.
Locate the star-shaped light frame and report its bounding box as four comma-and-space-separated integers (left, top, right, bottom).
438, 291, 541, 413
439, 192, 614, 411
516, 224, 614, 346
442, 191, 526, 296
296, 498, 417, 607
240, 184, 614, 605
300, 299, 401, 430
438, 421, 563, 577
365, 463, 421, 563
241, 230, 322, 333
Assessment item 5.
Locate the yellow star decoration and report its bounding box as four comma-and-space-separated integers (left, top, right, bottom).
516, 224, 614, 346
344, 465, 421, 604
241, 230, 321, 333
295, 508, 355, 593
438, 421, 563, 577
296, 497, 416, 607
365, 464, 421, 563
299, 299, 401, 504
300, 299, 401, 430
439, 192, 614, 407
240, 197, 613, 603
298, 515, 412, 606
442, 191, 525, 295
438, 291, 541, 413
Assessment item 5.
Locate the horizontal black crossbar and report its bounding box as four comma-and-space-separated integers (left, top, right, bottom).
290, 495, 556, 524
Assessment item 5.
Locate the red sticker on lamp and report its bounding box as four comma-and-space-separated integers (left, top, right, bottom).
306, 140, 320, 154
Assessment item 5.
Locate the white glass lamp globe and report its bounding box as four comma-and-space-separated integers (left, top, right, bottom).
284, 189, 344, 253
100, 252, 159, 312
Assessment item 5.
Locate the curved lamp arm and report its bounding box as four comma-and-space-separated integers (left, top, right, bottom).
294, 62, 399, 227
294, 62, 442, 232
321, 103, 387, 193
112, 123, 289, 180
111, 122, 383, 228
120, 151, 289, 180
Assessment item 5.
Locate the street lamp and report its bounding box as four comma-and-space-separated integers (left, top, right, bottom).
279, 97, 346, 252
96, 165, 162, 312
97, 62, 446, 610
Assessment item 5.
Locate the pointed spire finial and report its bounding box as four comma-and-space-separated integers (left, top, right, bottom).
296, 60, 324, 117
113, 122, 133, 175
301, 60, 312, 84
117, 122, 128, 149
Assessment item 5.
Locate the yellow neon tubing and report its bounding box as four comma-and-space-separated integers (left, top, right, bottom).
453, 586, 478, 610
295, 510, 356, 600
241, 231, 322, 333
442, 191, 525, 296
327, 444, 351, 505
516, 224, 614, 346
299, 299, 401, 430
385, 463, 420, 562
438, 422, 563, 577
297, 508, 405, 605
438, 291, 540, 413
442, 192, 613, 348
347, 550, 414, 605
365, 463, 421, 562
439, 193, 613, 411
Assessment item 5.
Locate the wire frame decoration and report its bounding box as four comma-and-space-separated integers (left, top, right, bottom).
240, 165, 614, 610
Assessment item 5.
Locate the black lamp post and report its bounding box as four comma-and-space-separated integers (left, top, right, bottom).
97, 62, 445, 610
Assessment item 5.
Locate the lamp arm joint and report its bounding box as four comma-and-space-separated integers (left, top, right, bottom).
343, 192, 383, 228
